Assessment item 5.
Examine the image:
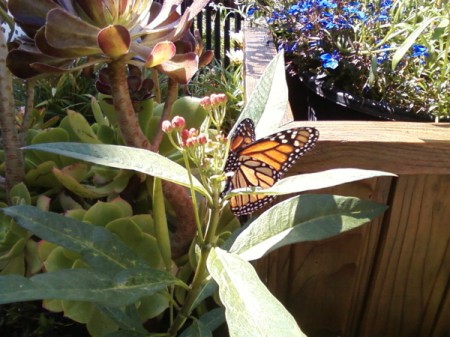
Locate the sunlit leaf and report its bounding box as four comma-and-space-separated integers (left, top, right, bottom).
231, 194, 387, 261
227, 169, 395, 197
24, 143, 208, 196
207, 248, 306, 337
0, 267, 184, 307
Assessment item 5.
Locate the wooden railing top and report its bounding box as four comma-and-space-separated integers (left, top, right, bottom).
287, 121, 450, 175
244, 23, 450, 175
243, 24, 293, 123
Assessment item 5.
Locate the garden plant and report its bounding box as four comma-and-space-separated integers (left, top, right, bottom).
247, 0, 450, 120
0, 0, 393, 336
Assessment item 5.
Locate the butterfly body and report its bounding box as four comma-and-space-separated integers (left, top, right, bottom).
222, 118, 319, 216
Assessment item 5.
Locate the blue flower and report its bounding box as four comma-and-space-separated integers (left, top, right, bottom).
321, 19, 337, 29
318, 0, 338, 9
411, 44, 429, 58
288, 4, 300, 15
320, 51, 340, 69
377, 44, 391, 64
247, 7, 256, 16
303, 22, 314, 31
376, 13, 389, 21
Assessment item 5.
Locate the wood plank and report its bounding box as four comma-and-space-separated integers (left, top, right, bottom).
358, 175, 450, 337
255, 176, 393, 337
283, 121, 450, 175
243, 24, 293, 123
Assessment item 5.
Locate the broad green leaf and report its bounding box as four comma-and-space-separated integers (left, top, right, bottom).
207, 248, 306, 337
24, 143, 208, 196
226, 168, 395, 197
230, 51, 288, 137
0, 267, 184, 307
231, 194, 387, 261
2, 205, 149, 275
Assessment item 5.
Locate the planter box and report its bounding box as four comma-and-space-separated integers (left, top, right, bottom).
244, 24, 450, 337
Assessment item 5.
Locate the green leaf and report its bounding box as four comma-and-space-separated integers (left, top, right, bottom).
230, 51, 288, 137
180, 320, 212, 337
103, 330, 148, 337
152, 178, 172, 271
230, 194, 387, 261
0, 267, 183, 307
392, 16, 439, 70
66, 110, 102, 144
180, 308, 226, 337
207, 248, 306, 337
2, 205, 149, 275
227, 168, 394, 197
96, 304, 148, 334
24, 143, 208, 196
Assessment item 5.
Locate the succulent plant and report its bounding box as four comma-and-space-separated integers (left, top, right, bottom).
6, 0, 213, 259
7, 0, 210, 83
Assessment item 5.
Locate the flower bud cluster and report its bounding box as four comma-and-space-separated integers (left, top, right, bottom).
161, 114, 229, 189
199, 93, 228, 130
162, 116, 208, 148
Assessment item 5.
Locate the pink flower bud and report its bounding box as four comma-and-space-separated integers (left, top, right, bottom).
200, 96, 212, 108
181, 129, 190, 143
210, 93, 227, 106
171, 115, 186, 130
185, 138, 195, 147
197, 133, 207, 144
161, 120, 173, 133
217, 93, 228, 104
188, 128, 198, 138
210, 93, 220, 105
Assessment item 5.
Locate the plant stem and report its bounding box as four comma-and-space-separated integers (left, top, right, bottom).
168, 191, 222, 336
108, 59, 151, 150
0, 28, 25, 200
182, 152, 205, 243
20, 78, 36, 146
151, 68, 161, 103
150, 78, 178, 152
108, 60, 197, 257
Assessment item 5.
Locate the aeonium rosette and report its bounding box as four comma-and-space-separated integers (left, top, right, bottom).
7, 0, 213, 84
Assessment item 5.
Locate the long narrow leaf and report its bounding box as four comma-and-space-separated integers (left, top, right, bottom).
392, 16, 438, 69
207, 248, 306, 337
231, 194, 387, 261
2, 205, 148, 275
226, 168, 395, 197
24, 143, 208, 196
0, 267, 183, 307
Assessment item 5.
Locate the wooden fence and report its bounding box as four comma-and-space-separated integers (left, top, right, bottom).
244, 24, 450, 337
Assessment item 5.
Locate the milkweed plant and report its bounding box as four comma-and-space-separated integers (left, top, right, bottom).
0, 52, 393, 336
245, 0, 450, 120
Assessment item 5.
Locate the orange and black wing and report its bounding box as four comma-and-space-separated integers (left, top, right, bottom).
223, 124, 319, 216
228, 118, 256, 153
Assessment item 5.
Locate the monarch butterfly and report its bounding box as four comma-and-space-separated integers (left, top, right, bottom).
221, 118, 319, 216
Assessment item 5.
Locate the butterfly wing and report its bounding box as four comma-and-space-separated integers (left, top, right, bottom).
229, 118, 255, 151
223, 125, 319, 216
